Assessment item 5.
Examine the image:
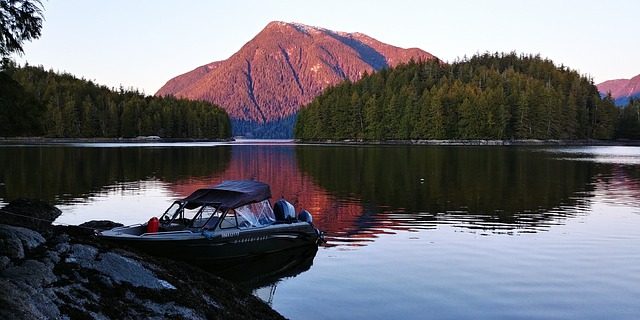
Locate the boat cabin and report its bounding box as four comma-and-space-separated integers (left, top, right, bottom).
155, 180, 283, 233
159, 198, 277, 232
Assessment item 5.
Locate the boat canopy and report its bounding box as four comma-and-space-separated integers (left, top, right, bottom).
183, 180, 272, 210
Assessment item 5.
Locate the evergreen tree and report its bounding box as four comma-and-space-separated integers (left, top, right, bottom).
62, 94, 79, 137
0, 0, 44, 56
616, 97, 640, 139
0, 70, 43, 135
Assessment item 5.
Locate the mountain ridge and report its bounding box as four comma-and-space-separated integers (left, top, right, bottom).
596, 73, 640, 105
156, 21, 437, 138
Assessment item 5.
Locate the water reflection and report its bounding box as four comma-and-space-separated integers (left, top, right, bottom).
542, 146, 640, 209
545, 145, 640, 165
0, 145, 232, 204
3, 144, 638, 247
593, 164, 640, 209
295, 145, 598, 240
200, 246, 318, 305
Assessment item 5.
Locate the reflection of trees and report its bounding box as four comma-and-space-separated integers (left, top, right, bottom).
295, 145, 598, 231
0, 146, 231, 204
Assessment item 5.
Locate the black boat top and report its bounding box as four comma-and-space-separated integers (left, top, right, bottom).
183, 180, 272, 210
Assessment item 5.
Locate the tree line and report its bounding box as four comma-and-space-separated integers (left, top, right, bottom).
0, 62, 232, 139
295, 52, 621, 141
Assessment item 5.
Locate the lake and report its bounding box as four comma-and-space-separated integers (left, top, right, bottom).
1, 141, 639, 319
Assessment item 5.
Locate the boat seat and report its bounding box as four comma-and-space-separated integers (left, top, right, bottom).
203, 217, 219, 229
274, 199, 296, 221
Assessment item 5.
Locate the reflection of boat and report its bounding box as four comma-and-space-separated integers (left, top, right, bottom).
98, 180, 323, 263
203, 245, 319, 304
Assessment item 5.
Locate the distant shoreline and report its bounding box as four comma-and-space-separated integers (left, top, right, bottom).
2, 137, 640, 146
295, 139, 640, 146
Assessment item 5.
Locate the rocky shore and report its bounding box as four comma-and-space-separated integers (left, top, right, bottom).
296, 138, 640, 146
0, 199, 284, 319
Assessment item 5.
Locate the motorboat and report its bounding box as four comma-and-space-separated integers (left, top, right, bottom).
97, 180, 323, 263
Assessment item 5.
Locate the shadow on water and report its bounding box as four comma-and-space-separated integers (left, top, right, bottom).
197, 245, 319, 305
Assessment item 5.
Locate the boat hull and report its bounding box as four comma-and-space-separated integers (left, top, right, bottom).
98, 223, 320, 264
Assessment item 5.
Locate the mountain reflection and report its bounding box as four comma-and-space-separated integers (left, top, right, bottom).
593, 163, 640, 207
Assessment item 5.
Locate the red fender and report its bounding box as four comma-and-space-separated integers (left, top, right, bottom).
147, 217, 159, 233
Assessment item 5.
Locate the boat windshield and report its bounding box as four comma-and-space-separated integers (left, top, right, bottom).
234, 199, 276, 229
160, 201, 216, 228
159, 201, 182, 225
191, 203, 223, 229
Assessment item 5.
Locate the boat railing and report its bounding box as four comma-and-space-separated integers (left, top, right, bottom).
110, 223, 143, 231
140, 230, 194, 237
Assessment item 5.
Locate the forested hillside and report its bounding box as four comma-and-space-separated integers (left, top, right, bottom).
0, 63, 231, 139
295, 52, 619, 141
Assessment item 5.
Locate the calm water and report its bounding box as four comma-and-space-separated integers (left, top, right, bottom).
1, 142, 639, 319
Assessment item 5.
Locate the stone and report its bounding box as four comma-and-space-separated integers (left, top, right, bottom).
0, 224, 46, 260
0, 199, 61, 232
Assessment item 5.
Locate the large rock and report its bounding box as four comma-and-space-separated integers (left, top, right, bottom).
0, 198, 62, 232
0, 224, 45, 261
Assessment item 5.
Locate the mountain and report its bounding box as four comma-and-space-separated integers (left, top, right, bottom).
156, 21, 436, 138
597, 73, 640, 106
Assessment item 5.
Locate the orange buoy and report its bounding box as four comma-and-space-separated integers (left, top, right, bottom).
146, 217, 159, 233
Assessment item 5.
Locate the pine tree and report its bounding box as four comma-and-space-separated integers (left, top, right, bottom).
0, 0, 44, 56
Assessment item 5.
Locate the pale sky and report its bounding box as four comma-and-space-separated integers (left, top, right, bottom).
12, 0, 640, 95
